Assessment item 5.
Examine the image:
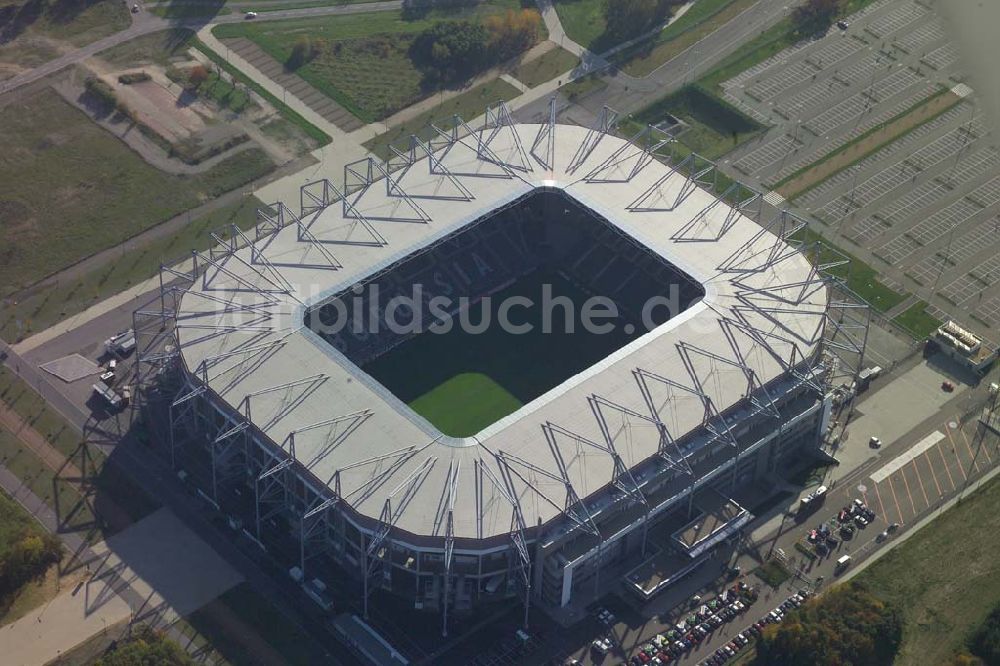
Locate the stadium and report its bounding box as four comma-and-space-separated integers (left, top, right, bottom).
133, 104, 869, 636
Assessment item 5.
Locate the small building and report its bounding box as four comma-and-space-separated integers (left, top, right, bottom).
931, 320, 997, 375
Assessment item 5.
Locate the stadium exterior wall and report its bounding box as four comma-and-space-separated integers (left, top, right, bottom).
163, 350, 828, 614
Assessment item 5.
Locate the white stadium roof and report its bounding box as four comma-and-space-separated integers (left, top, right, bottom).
175, 119, 828, 542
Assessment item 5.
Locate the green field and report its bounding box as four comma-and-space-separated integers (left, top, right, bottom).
510, 46, 579, 88
409, 373, 523, 437
893, 300, 943, 340
791, 228, 908, 313
0, 0, 129, 76
214, 1, 536, 122
362, 271, 643, 437
552, 0, 608, 51
0, 89, 273, 300
855, 473, 1000, 665
627, 84, 764, 160
362, 77, 521, 159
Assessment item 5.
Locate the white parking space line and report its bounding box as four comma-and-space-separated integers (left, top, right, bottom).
870, 431, 945, 483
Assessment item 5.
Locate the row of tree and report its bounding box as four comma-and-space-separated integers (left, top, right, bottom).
754, 583, 903, 666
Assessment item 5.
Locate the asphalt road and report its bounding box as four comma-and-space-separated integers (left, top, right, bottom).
518, 0, 798, 126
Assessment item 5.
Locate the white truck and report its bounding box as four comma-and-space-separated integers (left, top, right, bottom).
92, 383, 128, 410
799, 485, 828, 513
104, 329, 136, 357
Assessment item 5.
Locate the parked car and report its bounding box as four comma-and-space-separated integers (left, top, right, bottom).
836, 20, 849, 29
592, 637, 614, 655
887, 522, 900, 533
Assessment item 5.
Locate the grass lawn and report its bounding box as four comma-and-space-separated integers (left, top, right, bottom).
362, 270, 644, 436
0, 194, 262, 346
892, 300, 943, 340
0, 89, 273, 300
754, 559, 791, 588
777, 89, 959, 197
0, 0, 129, 76
149, 1, 230, 18
510, 46, 579, 88
214, 1, 534, 122
362, 77, 521, 158
0, 425, 98, 536
552, 0, 607, 51
561, 71, 608, 101
616, 0, 753, 77
192, 70, 255, 113
854, 474, 1000, 665
628, 84, 764, 160
792, 228, 908, 312
410, 373, 523, 437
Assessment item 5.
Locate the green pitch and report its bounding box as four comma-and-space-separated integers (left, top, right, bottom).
408, 373, 523, 437
362, 270, 642, 437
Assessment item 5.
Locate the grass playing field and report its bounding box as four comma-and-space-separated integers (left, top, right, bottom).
362, 270, 642, 437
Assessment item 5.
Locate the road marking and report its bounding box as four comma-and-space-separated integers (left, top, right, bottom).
870, 431, 944, 483
944, 426, 969, 481
912, 457, 930, 507
886, 475, 904, 524
872, 480, 888, 524
934, 439, 957, 490
899, 464, 918, 515
923, 446, 943, 497
966, 427, 993, 465
955, 423, 982, 474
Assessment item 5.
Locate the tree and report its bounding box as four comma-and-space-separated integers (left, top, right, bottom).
603, 0, 677, 41
484, 9, 542, 61
792, 0, 841, 35
187, 65, 209, 88
286, 36, 320, 70
970, 604, 1000, 665
754, 583, 903, 666
411, 20, 490, 82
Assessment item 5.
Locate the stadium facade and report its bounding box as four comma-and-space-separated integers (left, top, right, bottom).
134, 104, 869, 635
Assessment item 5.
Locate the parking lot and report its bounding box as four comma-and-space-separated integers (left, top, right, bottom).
718, 0, 1000, 335
862, 414, 999, 529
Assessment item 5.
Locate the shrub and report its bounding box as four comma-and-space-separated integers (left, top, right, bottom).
286, 36, 321, 70
84, 76, 118, 108
95, 624, 193, 665
792, 0, 841, 35
970, 604, 1000, 665
484, 9, 542, 61
187, 64, 209, 88
0, 532, 61, 600
117, 71, 151, 85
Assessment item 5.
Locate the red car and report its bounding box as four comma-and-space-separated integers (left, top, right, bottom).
942, 381, 955, 392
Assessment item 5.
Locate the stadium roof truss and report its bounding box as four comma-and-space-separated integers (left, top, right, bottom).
133, 101, 869, 634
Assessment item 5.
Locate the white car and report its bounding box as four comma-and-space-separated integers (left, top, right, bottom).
245, 10, 258, 18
